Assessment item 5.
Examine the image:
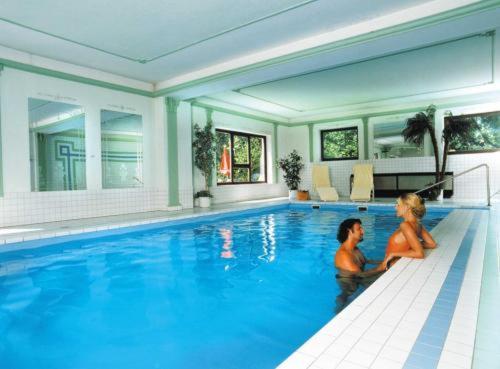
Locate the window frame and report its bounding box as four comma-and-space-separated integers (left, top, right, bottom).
216, 128, 268, 185
320, 126, 359, 161
446, 111, 500, 155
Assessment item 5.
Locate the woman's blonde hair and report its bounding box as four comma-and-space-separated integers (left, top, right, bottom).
398, 193, 426, 219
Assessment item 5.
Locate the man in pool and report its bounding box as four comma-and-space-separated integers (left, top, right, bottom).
334, 218, 384, 278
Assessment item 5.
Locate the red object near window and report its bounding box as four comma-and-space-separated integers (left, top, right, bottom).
220, 146, 231, 176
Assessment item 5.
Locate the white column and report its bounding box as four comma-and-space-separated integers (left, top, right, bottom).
177, 101, 193, 208
85, 107, 102, 190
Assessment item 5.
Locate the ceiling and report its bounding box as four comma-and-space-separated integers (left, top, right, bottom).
200, 31, 497, 121
2, 0, 500, 124
0, 0, 459, 83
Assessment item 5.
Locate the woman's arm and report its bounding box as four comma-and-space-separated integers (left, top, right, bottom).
420, 226, 437, 249
383, 222, 424, 268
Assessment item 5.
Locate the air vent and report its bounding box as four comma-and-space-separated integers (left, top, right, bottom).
357, 206, 368, 212
312, 205, 320, 209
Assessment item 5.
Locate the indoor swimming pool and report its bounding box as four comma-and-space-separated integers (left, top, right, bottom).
0, 204, 449, 369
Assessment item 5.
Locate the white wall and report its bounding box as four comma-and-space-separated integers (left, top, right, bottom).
0, 68, 498, 228
0, 68, 166, 226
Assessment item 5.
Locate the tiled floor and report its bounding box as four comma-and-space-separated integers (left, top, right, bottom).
472, 206, 500, 369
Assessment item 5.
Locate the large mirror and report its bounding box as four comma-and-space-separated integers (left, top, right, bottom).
100, 110, 143, 188
29, 98, 86, 191
373, 121, 424, 159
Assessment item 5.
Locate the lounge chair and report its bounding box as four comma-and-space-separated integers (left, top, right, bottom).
350, 164, 374, 201
312, 164, 339, 201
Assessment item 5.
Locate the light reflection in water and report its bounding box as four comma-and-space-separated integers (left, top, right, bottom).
219, 227, 234, 259
259, 214, 276, 262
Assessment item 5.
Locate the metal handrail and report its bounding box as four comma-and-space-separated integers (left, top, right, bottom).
414, 164, 491, 206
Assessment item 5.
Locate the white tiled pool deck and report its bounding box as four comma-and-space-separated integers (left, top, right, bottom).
0, 197, 498, 369
278, 208, 491, 369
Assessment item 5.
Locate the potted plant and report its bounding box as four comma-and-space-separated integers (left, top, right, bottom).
440, 112, 478, 186
193, 121, 216, 208
277, 150, 304, 200
403, 105, 440, 175
403, 105, 480, 200
403, 105, 441, 200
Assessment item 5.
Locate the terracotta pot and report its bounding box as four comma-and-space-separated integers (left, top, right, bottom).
296, 190, 309, 201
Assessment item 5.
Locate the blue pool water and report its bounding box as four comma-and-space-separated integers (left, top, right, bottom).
0, 205, 449, 369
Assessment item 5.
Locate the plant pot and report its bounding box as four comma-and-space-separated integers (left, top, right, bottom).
436, 189, 444, 202
199, 196, 211, 208
296, 190, 309, 201
288, 190, 298, 200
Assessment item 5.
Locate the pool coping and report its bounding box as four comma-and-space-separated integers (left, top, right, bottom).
277, 208, 489, 369
0, 197, 482, 244
0, 199, 294, 247
0, 198, 469, 249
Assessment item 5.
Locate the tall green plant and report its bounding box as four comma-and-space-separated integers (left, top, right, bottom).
441, 113, 479, 182
193, 121, 216, 194
402, 105, 481, 197
403, 105, 440, 183
278, 150, 304, 190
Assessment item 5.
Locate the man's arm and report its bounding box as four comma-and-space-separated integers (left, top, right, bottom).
336, 251, 384, 278
335, 251, 362, 273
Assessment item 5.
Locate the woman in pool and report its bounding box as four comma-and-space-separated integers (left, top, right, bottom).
382, 193, 437, 269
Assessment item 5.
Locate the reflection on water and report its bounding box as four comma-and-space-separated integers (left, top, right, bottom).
219, 228, 234, 259
259, 214, 276, 262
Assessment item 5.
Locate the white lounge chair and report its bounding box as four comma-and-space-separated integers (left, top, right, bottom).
312, 164, 339, 201
350, 164, 374, 201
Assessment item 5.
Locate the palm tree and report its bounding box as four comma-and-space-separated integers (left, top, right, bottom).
403, 105, 440, 183
441, 113, 478, 183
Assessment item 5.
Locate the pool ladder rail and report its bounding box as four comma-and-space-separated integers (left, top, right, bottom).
414, 163, 491, 206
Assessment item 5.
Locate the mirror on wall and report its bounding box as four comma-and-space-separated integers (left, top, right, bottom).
373, 121, 424, 159
100, 110, 143, 189
29, 98, 86, 191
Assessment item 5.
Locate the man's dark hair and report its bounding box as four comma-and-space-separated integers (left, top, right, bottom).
337, 218, 362, 243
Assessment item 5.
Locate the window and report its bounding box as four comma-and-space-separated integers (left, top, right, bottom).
373, 121, 423, 159
447, 111, 500, 154
29, 98, 86, 191
321, 127, 359, 161
216, 129, 267, 184
101, 110, 143, 188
